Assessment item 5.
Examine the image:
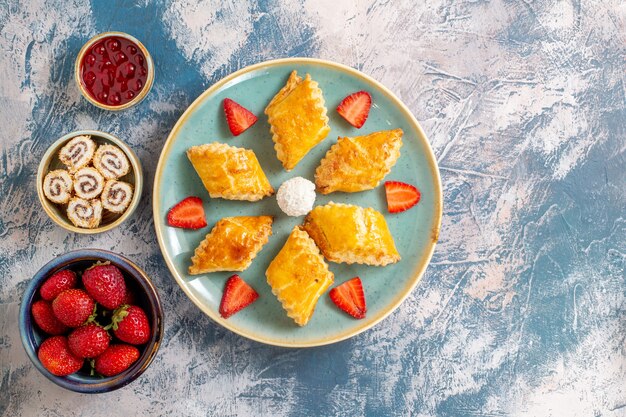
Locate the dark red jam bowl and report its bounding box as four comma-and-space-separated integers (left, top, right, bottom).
75, 32, 154, 110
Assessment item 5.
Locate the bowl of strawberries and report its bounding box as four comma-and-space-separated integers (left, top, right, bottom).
19, 249, 163, 393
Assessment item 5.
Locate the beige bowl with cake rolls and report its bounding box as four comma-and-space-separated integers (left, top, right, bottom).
37, 130, 143, 234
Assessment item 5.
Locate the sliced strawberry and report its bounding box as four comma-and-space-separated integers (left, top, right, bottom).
329, 277, 367, 319
219, 274, 259, 319
336, 91, 372, 128
223, 98, 258, 136
384, 181, 421, 213
166, 196, 207, 229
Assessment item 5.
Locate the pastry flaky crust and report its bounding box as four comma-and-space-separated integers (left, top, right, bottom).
315, 129, 404, 194
189, 216, 273, 275
264, 70, 330, 171
187, 143, 273, 201
266, 226, 334, 326
302, 202, 400, 266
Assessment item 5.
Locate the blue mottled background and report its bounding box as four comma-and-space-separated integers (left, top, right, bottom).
1, 1, 624, 416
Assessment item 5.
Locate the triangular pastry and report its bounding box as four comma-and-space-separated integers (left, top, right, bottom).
315, 129, 403, 194
189, 216, 273, 275
187, 143, 273, 201
302, 202, 400, 266
265, 71, 330, 171
265, 226, 334, 326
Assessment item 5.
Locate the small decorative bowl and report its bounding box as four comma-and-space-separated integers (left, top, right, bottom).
36, 129, 143, 234
19, 249, 164, 393
75, 31, 154, 111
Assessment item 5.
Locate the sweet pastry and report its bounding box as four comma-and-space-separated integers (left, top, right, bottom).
43, 169, 73, 204
189, 216, 273, 275
73, 167, 104, 199
93, 144, 130, 179
67, 197, 103, 229
265, 226, 334, 326
187, 143, 273, 201
265, 227, 333, 326
101, 180, 133, 213
315, 129, 403, 194
264, 70, 330, 171
58, 135, 96, 173
302, 202, 400, 266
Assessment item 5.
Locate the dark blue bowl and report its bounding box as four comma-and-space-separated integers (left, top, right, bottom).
19, 249, 163, 393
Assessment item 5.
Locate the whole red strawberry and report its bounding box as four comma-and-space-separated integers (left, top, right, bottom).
68, 323, 110, 358
52, 289, 95, 327
38, 336, 84, 376
82, 263, 127, 310
108, 305, 150, 345
40, 269, 77, 301
31, 300, 68, 335
94, 344, 140, 377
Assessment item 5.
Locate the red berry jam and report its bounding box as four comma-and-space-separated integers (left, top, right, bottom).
80, 36, 149, 107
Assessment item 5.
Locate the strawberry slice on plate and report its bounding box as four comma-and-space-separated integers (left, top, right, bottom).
336, 91, 372, 128
384, 181, 421, 213
329, 277, 367, 319
223, 98, 258, 136
219, 274, 259, 319
167, 196, 207, 229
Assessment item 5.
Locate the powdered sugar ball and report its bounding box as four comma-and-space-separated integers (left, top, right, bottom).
276, 177, 316, 217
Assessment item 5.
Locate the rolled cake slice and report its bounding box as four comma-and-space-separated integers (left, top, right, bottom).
315, 128, 403, 194
187, 143, 273, 201
302, 202, 400, 266
266, 226, 334, 326
93, 144, 131, 179
43, 169, 73, 204
67, 197, 103, 229
264, 71, 330, 171
189, 216, 273, 275
101, 180, 133, 213
58, 135, 96, 173
73, 167, 104, 199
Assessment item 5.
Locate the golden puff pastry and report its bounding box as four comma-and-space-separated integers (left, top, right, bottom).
187, 143, 273, 201
189, 216, 273, 275
302, 202, 400, 266
266, 226, 334, 326
315, 129, 403, 194
265, 70, 330, 171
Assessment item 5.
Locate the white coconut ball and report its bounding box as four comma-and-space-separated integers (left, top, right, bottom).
276, 176, 316, 217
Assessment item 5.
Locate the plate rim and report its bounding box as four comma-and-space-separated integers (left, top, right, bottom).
153, 57, 442, 348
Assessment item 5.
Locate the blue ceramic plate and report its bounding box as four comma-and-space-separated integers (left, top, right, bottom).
154, 58, 442, 347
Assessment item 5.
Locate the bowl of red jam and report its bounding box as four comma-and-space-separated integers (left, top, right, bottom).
75, 32, 154, 111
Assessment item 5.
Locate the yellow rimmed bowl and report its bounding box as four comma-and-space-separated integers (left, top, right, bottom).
37, 129, 143, 234
75, 31, 154, 111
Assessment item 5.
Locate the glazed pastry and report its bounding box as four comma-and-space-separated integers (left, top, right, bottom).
266, 226, 334, 326
315, 129, 403, 194
43, 169, 73, 204
265, 70, 330, 171
101, 180, 133, 213
189, 216, 273, 275
187, 143, 273, 201
93, 144, 131, 179
67, 198, 103, 229
302, 202, 400, 266
73, 167, 104, 199
58, 135, 96, 173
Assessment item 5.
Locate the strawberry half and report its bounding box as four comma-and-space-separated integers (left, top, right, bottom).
329, 277, 367, 319
223, 98, 258, 136
167, 196, 207, 229
384, 181, 421, 213
336, 91, 372, 128
219, 274, 259, 319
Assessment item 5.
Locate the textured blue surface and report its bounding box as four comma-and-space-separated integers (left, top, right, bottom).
1, 1, 624, 416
